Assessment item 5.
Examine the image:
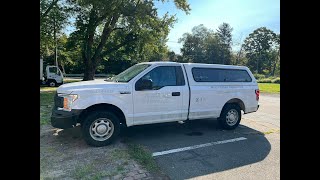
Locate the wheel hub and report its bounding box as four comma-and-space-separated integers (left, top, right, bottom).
229, 114, 235, 121
89, 118, 114, 141
96, 124, 108, 134
226, 109, 239, 126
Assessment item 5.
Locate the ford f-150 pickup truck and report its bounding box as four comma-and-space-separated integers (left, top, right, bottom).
51, 62, 259, 146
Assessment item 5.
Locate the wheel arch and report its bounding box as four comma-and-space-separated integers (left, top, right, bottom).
78, 103, 127, 127
219, 98, 245, 117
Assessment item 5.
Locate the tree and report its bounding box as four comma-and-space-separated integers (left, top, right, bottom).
40, 0, 69, 67
242, 27, 278, 74
216, 23, 233, 64
179, 23, 234, 64
40, 0, 60, 22
69, 0, 190, 80
271, 34, 280, 76
168, 51, 176, 61
179, 24, 212, 63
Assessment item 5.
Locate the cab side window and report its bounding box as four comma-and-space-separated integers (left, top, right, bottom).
136, 66, 185, 90
142, 66, 176, 89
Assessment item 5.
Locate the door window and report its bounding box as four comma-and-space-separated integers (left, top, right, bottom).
143, 66, 176, 89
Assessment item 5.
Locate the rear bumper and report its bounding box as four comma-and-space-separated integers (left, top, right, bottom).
244, 104, 260, 114
51, 109, 82, 129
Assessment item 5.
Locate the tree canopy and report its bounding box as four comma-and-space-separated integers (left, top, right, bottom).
243, 27, 279, 74
40, 1, 280, 79
179, 23, 233, 65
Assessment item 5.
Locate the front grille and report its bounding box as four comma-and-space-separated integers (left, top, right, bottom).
54, 93, 64, 108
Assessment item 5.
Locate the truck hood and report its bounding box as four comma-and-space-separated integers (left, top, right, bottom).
57, 80, 130, 94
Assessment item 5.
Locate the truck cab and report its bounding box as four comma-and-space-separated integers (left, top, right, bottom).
40, 58, 64, 87
51, 62, 259, 147
45, 66, 64, 87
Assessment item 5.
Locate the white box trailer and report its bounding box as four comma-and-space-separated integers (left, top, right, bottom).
40, 58, 64, 87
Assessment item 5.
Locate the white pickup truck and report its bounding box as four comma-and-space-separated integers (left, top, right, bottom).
51, 62, 259, 146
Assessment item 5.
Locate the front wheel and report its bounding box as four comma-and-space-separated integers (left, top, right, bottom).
81, 110, 120, 147
47, 80, 57, 87
218, 104, 241, 130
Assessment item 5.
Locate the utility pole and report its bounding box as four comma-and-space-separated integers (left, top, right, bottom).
53, 14, 58, 67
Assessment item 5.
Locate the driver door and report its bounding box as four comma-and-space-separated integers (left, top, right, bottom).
133, 66, 184, 125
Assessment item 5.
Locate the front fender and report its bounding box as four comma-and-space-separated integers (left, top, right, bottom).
72, 93, 134, 126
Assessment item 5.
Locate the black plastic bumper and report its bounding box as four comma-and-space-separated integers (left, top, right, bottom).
51, 109, 82, 129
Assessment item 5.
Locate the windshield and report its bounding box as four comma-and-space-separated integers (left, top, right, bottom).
110, 64, 150, 82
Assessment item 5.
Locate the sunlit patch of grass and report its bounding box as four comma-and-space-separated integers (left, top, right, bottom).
258, 83, 280, 93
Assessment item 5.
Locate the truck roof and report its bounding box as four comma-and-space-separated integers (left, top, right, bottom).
140, 61, 248, 69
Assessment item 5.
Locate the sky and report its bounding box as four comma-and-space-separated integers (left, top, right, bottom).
64, 0, 280, 54
154, 0, 280, 54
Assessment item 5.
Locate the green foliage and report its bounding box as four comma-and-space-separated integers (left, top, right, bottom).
258, 78, 273, 83
40, 0, 69, 58
40, 1, 280, 78
243, 27, 279, 74
179, 23, 233, 64
257, 76, 280, 84
253, 74, 266, 80
271, 77, 280, 83
67, 0, 190, 80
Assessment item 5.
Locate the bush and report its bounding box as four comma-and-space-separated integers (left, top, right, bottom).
258, 78, 273, 83
253, 74, 266, 80
271, 77, 280, 84
258, 77, 280, 83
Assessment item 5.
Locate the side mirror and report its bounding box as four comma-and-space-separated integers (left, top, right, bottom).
136, 79, 153, 91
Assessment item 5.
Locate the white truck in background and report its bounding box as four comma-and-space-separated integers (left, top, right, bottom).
40, 58, 64, 87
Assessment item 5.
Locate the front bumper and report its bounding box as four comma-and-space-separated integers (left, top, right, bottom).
51, 109, 82, 129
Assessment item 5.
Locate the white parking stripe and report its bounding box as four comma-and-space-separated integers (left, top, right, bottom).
152, 137, 247, 157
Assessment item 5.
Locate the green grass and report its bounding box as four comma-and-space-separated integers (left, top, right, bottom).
72, 164, 94, 179
64, 79, 82, 83
40, 79, 82, 125
127, 143, 160, 172
263, 129, 280, 135
40, 91, 55, 125
258, 83, 280, 93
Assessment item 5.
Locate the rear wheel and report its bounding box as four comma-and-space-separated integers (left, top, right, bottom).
218, 104, 241, 130
81, 110, 120, 147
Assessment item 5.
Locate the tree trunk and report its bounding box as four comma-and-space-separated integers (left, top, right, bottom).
82, 14, 120, 81
83, 58, 96, 81
53, 15, 58, 66
61, 64, 66, 74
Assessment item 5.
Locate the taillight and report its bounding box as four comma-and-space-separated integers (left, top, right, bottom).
255, 89, 260, 101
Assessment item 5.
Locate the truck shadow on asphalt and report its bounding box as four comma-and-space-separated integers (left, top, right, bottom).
120, 119, 272, 179
51, 119, 271, 179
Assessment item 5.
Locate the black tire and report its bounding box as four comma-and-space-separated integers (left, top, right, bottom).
81, 110, 120, 147
47, 80, 57, 87
218, 104, 241, 130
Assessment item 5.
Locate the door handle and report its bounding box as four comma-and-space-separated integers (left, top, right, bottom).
172, 92, 180, 96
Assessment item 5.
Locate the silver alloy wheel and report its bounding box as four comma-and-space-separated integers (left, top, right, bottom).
226, 109, 239, 126
89, 118, 114, 141
49, 82, 56, 87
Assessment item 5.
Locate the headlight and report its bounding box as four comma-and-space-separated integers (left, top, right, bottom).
58, 94, 78, 111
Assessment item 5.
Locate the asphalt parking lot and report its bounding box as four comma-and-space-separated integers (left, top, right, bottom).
122, 93, 280, 180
